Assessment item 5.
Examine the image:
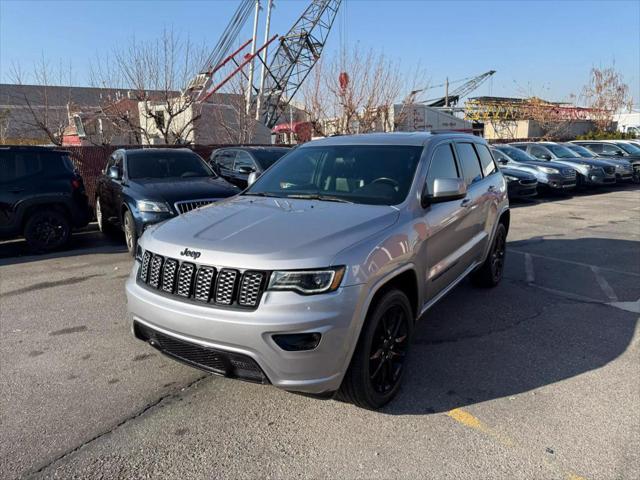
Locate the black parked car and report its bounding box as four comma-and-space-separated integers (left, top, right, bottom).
95, 148, 239, 256
209, 146, 290, 188
499, 166, 538, 199
570, 140, 640, 182
0, 146, 91, 252
562, 143, 634, 182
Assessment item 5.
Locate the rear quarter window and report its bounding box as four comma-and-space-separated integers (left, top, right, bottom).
455, 142, 483, 186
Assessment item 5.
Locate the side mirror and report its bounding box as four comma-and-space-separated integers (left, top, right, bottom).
247, 171, 260, 186
421, 178, 467, 207
238, 165, 256, 174
539, 154, 552, 160
108, 166, 121, 180
499, 158, 509, 165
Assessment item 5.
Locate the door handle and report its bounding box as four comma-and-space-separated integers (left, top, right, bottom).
461, 197, 472, 207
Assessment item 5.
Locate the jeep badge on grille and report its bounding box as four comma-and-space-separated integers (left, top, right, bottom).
180, 248, 202, 260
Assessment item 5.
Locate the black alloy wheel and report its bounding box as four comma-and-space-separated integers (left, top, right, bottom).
369, 304, 410, 395
24, 210, 71, 252
338, 289, 414, 409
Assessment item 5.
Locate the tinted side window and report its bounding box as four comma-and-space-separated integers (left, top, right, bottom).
0, 151, 16, 182
234, 151, 256, 172
12, 152, 43, 179
218, 151, 235, 169
455, 142, 483, 186
475, 144, 497, 176
426, 144, 459, 193
601, 144, 623, 155
530, 145, 549, 159
584, 143, 603, 153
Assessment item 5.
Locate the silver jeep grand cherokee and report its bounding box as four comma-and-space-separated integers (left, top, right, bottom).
126, 132, 509, 409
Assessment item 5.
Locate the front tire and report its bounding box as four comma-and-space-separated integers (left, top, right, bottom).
96, 197, 115, 235
339, 289, 413, 409
23, 209, 71, 253
471, 222, 507, 288
123, 210, 138, 257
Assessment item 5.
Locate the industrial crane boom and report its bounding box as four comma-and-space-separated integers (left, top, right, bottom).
259, 0, 342, 128
426, 70, 496, 107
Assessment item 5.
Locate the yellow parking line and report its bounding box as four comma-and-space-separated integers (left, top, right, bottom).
446, 408, 588, 480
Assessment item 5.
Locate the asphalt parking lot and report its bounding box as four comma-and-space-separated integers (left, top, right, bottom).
1, 186, 639, 480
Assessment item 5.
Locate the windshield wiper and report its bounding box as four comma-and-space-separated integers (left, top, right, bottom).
242, 192, 284, 198
286, 194, 353, 204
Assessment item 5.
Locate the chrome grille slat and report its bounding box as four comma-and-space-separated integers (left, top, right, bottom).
177, 263, 196, 297
149, 255, 164, 289
140, 251, 152, 282
238, 272, 265, 307
137, 249, 265, 309
174, 199, 219, 215
161, 259, 179, 293
194, 267, 216, 302
215, 269, 238, 305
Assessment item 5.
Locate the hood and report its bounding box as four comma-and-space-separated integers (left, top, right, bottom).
515, 159, 569, 171
500, 167, 535, 180
141, 195, 400, 269
130, 176, 239, 205
552, 157, 614, 168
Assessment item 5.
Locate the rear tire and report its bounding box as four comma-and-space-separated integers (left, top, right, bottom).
123, 210, 137, 257
338, 289, 413, 410
96, 197, 116, 235
23, 209, 71, 253
471, 222, 507, 288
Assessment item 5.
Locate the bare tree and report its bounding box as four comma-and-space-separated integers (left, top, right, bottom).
0, 109, 11, 144
210, 74, 263, 144
91, 29, 208, 145
582, 65, 632, 132
8, 56, 74, 145
300, 46, 426, 136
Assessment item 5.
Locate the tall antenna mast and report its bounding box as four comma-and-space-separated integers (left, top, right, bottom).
255, 0, 274, 120
245, 0, 261, 114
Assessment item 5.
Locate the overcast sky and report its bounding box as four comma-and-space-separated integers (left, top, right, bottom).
1, 0, 638, 105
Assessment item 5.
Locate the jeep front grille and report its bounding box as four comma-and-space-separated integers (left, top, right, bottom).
174, 199, 219, 215
137, 249, 266, 309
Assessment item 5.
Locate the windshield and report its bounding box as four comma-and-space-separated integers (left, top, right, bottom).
566, 144, 596, 157
496, 146, 537, 162
617, 142, 640, 154
547, 145, 578, 158
127, 150, 213, 179
245, 145, 423, 206
251, 149, 290, 169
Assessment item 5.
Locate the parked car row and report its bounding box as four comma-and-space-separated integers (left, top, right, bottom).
1, 139, 638, 254
489, 140, 639, 200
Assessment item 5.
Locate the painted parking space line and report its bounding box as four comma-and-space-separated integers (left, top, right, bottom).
510, 249, 640, 278
446, 408, 588, 480
524, 253, 535, 284
590, 266, 618, 302
607, 298, 640, 314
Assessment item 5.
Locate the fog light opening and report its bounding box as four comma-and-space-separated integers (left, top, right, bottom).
273, 333, 322, 351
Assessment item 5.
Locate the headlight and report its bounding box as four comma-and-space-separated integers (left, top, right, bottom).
504, 175, 519, 182
137, 200, 170, 213
538, 166, 559, 174
268, 267, 345, 294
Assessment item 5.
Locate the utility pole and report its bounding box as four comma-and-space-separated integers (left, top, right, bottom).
245, 0, 261, 115
445, 77, 449, 108
255, 0, 273, 120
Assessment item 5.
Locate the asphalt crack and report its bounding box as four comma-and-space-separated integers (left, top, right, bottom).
26, 374, 209, 478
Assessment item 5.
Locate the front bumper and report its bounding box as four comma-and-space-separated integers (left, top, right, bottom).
507, 179, 538, 198
126, 267, 364, 394
581, 172, 616, 185
539, 173, 576, 190
134, 211, 175, 237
